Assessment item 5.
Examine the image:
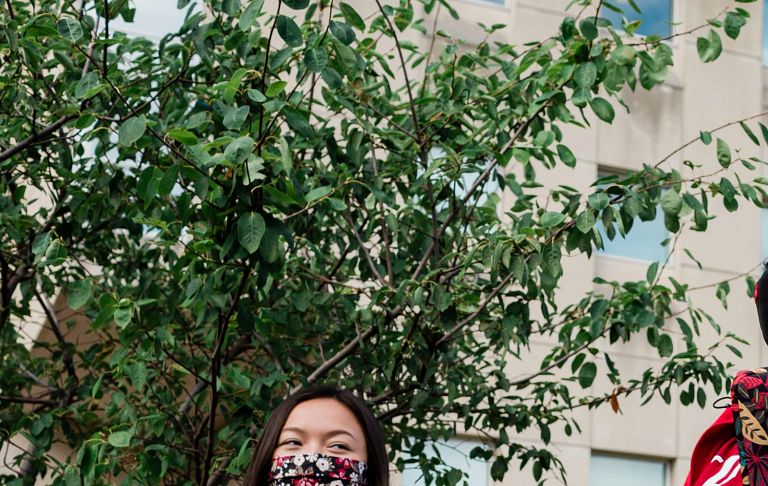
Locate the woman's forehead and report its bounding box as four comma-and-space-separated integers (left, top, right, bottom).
282, 398, 364, 436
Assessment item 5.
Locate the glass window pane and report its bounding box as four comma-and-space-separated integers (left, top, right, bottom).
401, 439, 490, 486
603, 0, 672, 37
597, 205, 668, 262
589, 454, 667, 486
109, 0, 192, 39
764, 0, 768, 64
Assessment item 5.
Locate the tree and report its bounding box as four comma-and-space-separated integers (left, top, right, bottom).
0, 0, 762, 484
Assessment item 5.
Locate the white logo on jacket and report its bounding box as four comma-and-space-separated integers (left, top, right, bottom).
702, 455, 740, 486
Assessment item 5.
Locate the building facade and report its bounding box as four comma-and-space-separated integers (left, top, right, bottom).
3, 1, 767, 485
400, 0, 768, 485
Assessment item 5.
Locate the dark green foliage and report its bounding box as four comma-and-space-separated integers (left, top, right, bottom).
0, 0, 761, 485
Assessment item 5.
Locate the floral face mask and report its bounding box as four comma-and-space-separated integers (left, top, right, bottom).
268, 453, 368, 485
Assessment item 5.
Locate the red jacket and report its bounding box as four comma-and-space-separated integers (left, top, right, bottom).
684, 409, 741, 486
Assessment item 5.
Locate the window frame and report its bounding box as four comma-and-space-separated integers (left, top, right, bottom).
588, 452, 670, 486
399, 437, 492, 486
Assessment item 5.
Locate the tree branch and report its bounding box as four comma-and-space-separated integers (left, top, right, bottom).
0, 114, 78, 163
200, 269, 251, 485
343, 210, 391, 289
33, 287, 78, 383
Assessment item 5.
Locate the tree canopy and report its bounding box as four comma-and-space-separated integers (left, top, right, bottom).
0, 0, 763, 484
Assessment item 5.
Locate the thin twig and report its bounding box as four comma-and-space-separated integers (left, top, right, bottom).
654, 110, 768, 169
343, 210, 391, 289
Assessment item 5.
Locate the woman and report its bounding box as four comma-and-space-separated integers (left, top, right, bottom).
243, 385, 390, 485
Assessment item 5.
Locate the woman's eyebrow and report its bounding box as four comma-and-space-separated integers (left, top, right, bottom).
323, 429, 358, 442
279, 427, 305, 435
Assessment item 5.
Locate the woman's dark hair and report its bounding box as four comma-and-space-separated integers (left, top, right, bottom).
242, 385, 390, 486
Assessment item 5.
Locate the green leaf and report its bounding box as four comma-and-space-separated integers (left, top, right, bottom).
716, 138, 732, 167
697, 387, 707, 408
626, 0, 641, 13
657, 334, 673, 357
32, 232, 51, 256
224, 136, 255, 165
589, 97, 615, 123
724, 11, 747, 39
699, 131, 712, 145
276, 15, 303, 47
279, 137, 293, 177
137, 166, 161, 203
573, 62, 597, 87
186, 112, 208, 130
760, 122, 768, 144
611, 45, 636, 65
57, 17, 83, 42
303, 48, 328, 73
646, 261, 659, 283
107, 430, 133, 448
66, 279, 92, 310
75, 72, 104, 99
239, 0, 265, 31
266, 80, 287, 97
238, 212, 266, 254
540, 211, 565, 228
340, 2, 365, 30
660, 190, 682, 216
716, 280, 731, 308
556, 144, 576, 167
305, 185, 332, 203
321, 67, 343, 89
42, 239, 68, 267
246, 89, 267, 103
113, 304, 133, 329
588, 192, 610, 211
578, 362, 597, 388
576, 211, 595, 233
696, 30, 722, 63
330, 21, 356, 45
118, 116, 147, 146
159, 166, 179, 196
243, 156, 266, 185
579, 18, 598, 40
223, 105, 250, 131
740, 121, 760, 145
283, 0, 310, 9
126, 362, 147, 391
167, 127, 199, 146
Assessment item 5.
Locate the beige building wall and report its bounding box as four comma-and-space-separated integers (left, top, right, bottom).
414, 0, 767, 485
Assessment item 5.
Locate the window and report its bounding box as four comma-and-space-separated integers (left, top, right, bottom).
109, 0, 192, 40
589, 454, 667, 486
595, 170, 669, 262
603, 0, 672, 37
401, 438, 490, 486
596, 203, 668, 262
764, 0, 768, 64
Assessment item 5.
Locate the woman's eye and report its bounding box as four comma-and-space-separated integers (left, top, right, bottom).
282, 439, 301, 446
329, 443, 351, 451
